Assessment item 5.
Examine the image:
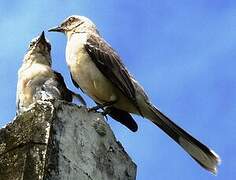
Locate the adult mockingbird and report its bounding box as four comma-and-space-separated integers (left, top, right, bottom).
16, 31, 85, 114
49, 15, 221, 173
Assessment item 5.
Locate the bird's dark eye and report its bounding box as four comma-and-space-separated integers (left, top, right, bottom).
68, 17, 75, 22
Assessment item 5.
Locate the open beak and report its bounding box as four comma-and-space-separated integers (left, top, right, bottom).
48, 26, 64, 32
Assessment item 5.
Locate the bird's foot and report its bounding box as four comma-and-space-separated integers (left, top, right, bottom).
101, 107, 112, 116
88, 104, 105, 112
88, 101, 115, 113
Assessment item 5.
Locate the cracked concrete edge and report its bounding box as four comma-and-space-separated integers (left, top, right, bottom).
0, 100, 137, 180
0, 101, 54, 180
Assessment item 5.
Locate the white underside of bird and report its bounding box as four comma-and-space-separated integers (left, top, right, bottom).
66, 33, 136, 112
62, 26, 220, 174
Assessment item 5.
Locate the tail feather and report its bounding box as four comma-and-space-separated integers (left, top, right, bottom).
145, 103, 221, 174
107, 107, 138, 132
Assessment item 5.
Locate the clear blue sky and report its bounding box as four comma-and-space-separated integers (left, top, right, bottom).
0, 0, 235, 179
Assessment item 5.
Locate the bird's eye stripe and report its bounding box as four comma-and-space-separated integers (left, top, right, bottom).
69, 17, 75, 21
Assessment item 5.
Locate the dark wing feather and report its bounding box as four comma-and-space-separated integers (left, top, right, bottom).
84, 34, 142, 115
54, 71, 86, 105
47, 71, 73, 102
107, 107, 138, 132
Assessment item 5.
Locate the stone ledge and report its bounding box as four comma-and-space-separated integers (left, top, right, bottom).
0, 100, 136, 180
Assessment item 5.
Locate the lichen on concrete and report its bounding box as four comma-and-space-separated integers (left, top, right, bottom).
0, 100, 137, 180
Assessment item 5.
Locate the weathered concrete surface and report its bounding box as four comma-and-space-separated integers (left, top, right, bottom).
0, 100, 137, 180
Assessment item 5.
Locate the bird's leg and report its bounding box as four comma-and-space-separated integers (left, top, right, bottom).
88, 104, 104, 112
88, 101, 116, 113
101, 107, 112, 116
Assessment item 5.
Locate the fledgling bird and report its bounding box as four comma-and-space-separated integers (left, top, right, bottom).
16, 31, 86, 115
49, 15, 221, 173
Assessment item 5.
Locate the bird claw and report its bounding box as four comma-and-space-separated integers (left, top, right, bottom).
88, 104, 103, 112
101, 108, 112, 116
88, 101, 115, 114
87, 106, 109, 121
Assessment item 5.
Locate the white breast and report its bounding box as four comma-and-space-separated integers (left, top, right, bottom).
65, 33, 118, 103
17, 63, 53, 109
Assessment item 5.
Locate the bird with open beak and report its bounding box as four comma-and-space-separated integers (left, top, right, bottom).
16, 31, 86, 114
49, 15, 221, 174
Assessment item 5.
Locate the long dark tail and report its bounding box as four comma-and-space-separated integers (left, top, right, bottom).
143, 103, 221, 174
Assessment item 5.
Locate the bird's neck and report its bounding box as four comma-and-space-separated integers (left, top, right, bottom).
23, 53, 51, 67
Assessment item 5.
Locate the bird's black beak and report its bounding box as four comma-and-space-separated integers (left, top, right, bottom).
38, 31, 47, 43
36, 31, 51, 51
48, 26, 64, 32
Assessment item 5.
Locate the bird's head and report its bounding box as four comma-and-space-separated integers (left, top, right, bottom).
24, 31, 52, 65
48, 15, 97, 36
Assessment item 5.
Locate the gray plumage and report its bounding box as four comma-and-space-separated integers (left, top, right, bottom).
16, 32, 85, 115
49, 15, 221, 173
